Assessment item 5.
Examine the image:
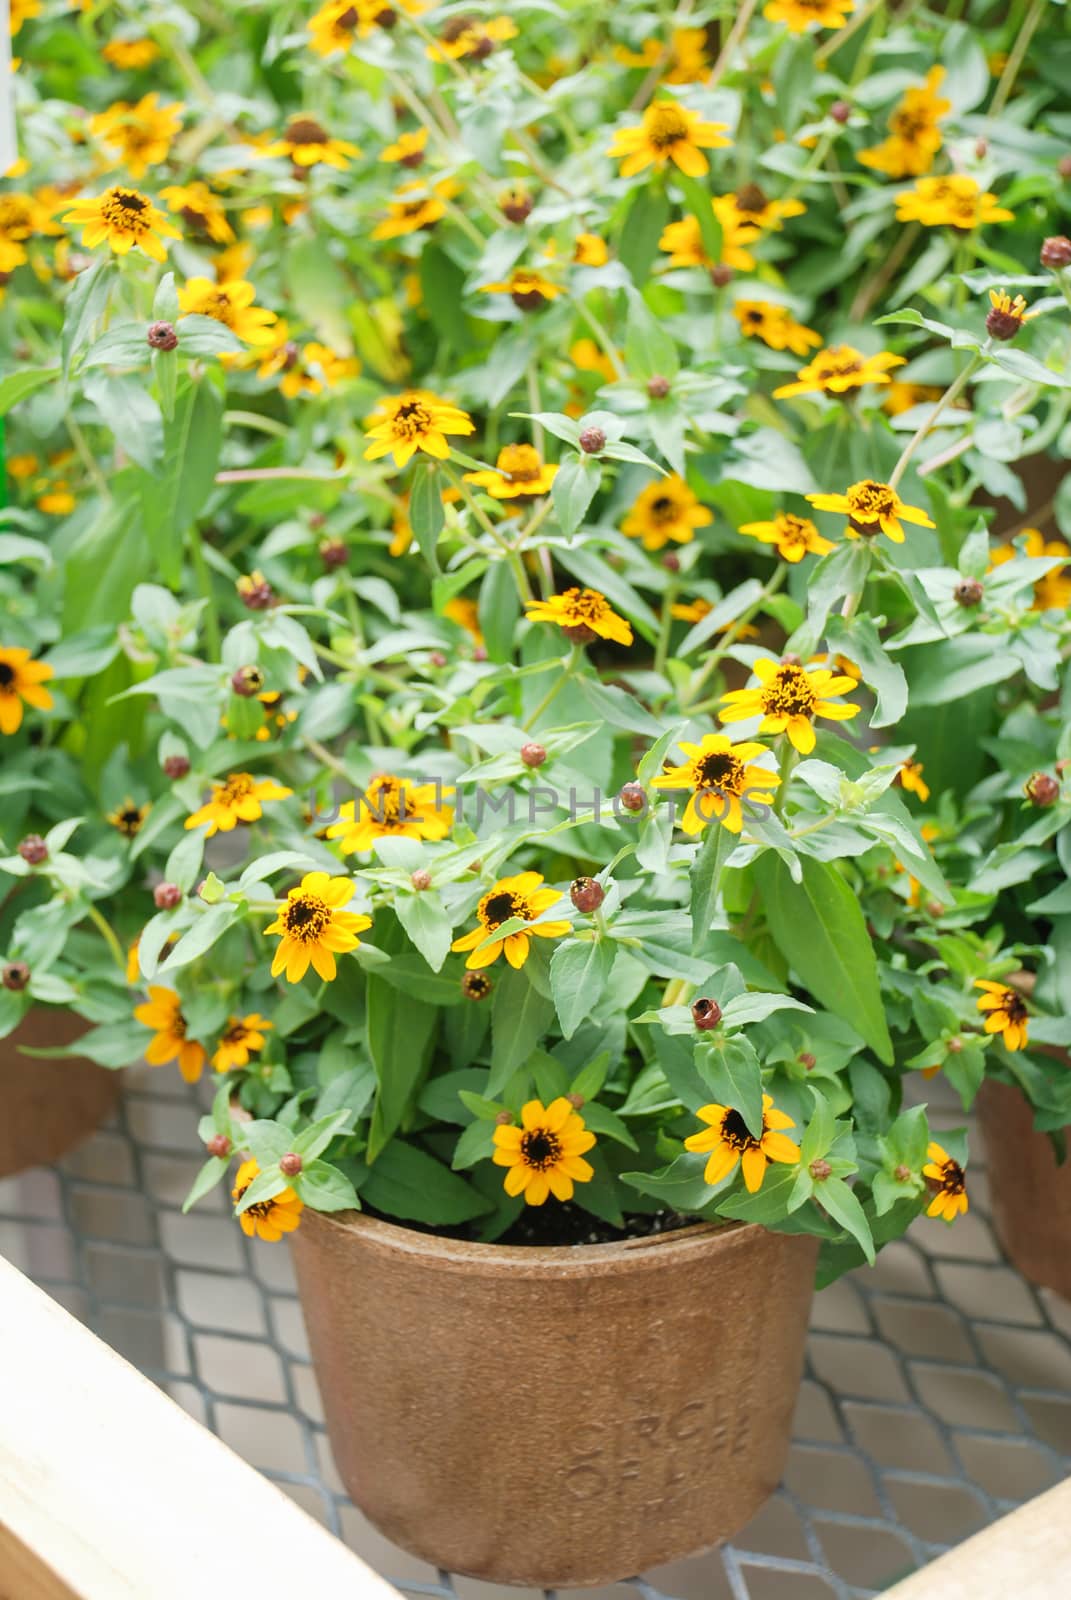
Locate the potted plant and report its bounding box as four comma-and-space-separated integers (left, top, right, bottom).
6, 0, 1071, 1580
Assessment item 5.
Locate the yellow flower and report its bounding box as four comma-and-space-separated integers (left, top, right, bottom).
574, 232, 609, 266
806, 479, 935, 545
363, 390, 475, 467
443, 596, 484, 645
464, 443, 557, 500
177, 277, 277, 346
659, 196, 761, 271
451, 871, 571, 971
134, 988, 207, 1083
62, 186, 180, 262
859, 67, 950, 179
101, 36, 160, 69
325, 773, 453, 852
651, 733, 780, 834
6, 453, 38, 480
307, 0, 361, 54
525, 588, 633, 646
989, 528, 1071, 611
427, 14, 517, 61
264, 871, 372, 983
184, 773, 293, 836
0, 191, 62, 270
729, 183, 806, 231
615, 27, 709, 85
264, 117, 360, 169
739, 511, 834, 563
232, 1158, 304, 1242
371, 177, 460, 240
212, 1013, 272, 1073
897, 759, 930, 802
720, 658, 859, 754
895, 175, 1013, 230
492, 1098, 596, 1205
764, 0, 853, 30
734, 301, 821, 358
255, 326, 359, 396
380, 128, 428, 166
480, 267, 561, 308
608, 100, 731, 179
975, 980, 1029, 1051
883, 380, 942, 417
986, 288, 1037, 338
0, 646, 53, 735
621, 475, 713, 551
10, 0, 42, 33
106, 797, 149, 837
774, 344, 905, 399
570, 337, 618, 384
159, 182, 234, 244
923, 1142, 968, 1222
685, 1093, 799, 1192
89, 94, 184, 178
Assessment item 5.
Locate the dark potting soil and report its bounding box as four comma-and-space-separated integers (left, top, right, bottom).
364, 1200, 698, 1248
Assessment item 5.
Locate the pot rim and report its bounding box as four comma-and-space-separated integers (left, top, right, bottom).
297, 1206, 796, 1278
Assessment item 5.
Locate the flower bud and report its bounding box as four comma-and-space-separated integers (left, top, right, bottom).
501, 188, 533, 223
954, 576, 984, 607
163, 753, 190, 780
410, 868, 433, 891
462, 971, 493, 1001
947, 1036, 963, 1053
570, 875, 605, 913
2, 961, 30, 992
154, 881, 183, 910
578, 426, 606, 455
618, 782, 646, 813
974, 137, 988, 160
473, 644, 488, 662
206, 1133, 232, 1159
319, 537, 348, 569
494, 1108, 514, 1125
662, 552, 681, 573
691, 996, 722, 1031
561, 622, 598, 645
230, 664, 265, 697
647, 375, 671, 399
520, 741, 547, 768
429, 651, 448, 668
709, 263, 733, 288
147, 320, 178, 351
1041, 236, 1071, 270
985, 301, 1026, 341
18, 835, 48, 865
780, 652, 802, 667
279, 1152, 303, 1177
809, 1158, 832, 1181
236, 571, 274, 611
1058, 156, 1071, 180
1025, 771, 1060, 807
894, 1163, 912, 1183
829, 100, 851, 124
566, 1092, 585, 1109
799, 1052, 816, 1070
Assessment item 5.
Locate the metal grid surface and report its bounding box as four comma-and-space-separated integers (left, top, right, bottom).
3, 1063, 1071, 1600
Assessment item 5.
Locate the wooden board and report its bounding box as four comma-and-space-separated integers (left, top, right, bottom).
886, 1477, 1071, 1599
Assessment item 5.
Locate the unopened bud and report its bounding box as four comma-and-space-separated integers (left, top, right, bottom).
279, 1152, 303, 1177
231, 664, 265, 697
561, 622, 598, 645
163, 753, 190, 780
2, 961, 30, 991
691, 996, 722, 1031
1058, 156, 1071, 180
974, 137, 988, 159
154, 881, 182, 910
17, 835, 48, 865
809, 1158, 832, 1181
473, 644, 488, 662
894, 1163, 912, 1183
954, 577, 984, 607
985, 303, 1025, 341
501, 189, 533, 223
1025, 771, 1060, 807
520, 741, 547, 768
237, 571, 274, 610
1041, 235, 1071, 270
147, 320, 178, 351
578, 425, 605, 455
206, 1133, 232, 1158
926, 900, 945, 918
462, 970, 492, 1001
566, 1092, 585, 1109
799, 1052, 816, 1070
410, 868, 432, 891
319, 537, 348, 569
780, 652, 802, 667
618, 782, 646, 813
662, 552, 681, 573
829, 100, 851, 124
429, 651, 448, 668
495, 1109, 514, 1125
710, 263, 733, 288
570, 875, 605, 913
947, 1036, 963, 1053
647, 375, 671, 399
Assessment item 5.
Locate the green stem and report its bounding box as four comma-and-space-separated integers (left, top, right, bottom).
446, 467, 535, 604
888, 348, 985, 491
188, 525, 221, 659
990, 0, 1045, 117
655, 582, 679, 678
680, 564, 787, 711
522, 648, 579, 730
569, 296, 626, 379
84, 903, 127, 976
774, 739, 798, 819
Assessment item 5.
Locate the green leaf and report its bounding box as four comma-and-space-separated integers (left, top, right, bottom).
549, 938, 616, 1039
488, 967, 556, 1095
624, 286, 679, 381
292, 1159, 361, 1212
551, 455, 600, 537
905, 635, 1021, 707
139, 379, 223, 586
689, 819, 735, 956
62, 259, 114, 374
292, 1109, 355, 1161
817, 1176, 875, 1264
0, 367, 61, 416
395, 892, 453, 972
719, 991, 813, 1027
361, 1142, 490, 1224
674, 172, 722, 274
366, 962, 438, 1161
617, 184, 671, 285
824, 614, 907, 728
182, 1156, 229, 1213
696, 1036, 764, 1137
408, 461, 445, 572
478, 557, 520, 663
162, 903, 239, 971
753, 853, 893, 1064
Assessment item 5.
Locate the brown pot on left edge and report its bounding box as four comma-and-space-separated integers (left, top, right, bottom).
290, 1209, 817, 1588
977, 1079, 1071, 1301
0, 1007, 120, 1178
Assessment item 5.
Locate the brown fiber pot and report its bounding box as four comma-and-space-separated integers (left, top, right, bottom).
977, 1079, 1071, 1301
290, 1210, 817, 1587
0, 1007, 120, 1178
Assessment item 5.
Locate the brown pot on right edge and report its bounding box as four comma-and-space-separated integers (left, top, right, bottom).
977, 1079, 1071, 1300
0, 1006, 120, 1179
290, 1209, 817, 1589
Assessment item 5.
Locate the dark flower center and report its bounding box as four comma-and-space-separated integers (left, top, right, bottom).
1000, 990, 1028, 1023
115, 191, 146, 213
937, 1158, 966, 1196
735, 183, 768, 215
847, 480, 896, 521
721, 1108, 760, 1152
762, 666, 816, 718
696, 751, 746, 794
520, 1127, 563, 1169
392, 400, 433, 437
481, 890, 524, 929
647, 105, 690, 149
283, 893, 331, 940
287, 118, 328, 145
649, 494, 679, 524
0, 662, 15, 687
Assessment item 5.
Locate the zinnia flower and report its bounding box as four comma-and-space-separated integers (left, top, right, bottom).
895, 175, 1013, 230
159, 182, 235, 243
923, 1142, 968, 1222
451, 871, 570, 970
989, 528, 1071, 611
720, 659, 859, 753
608, 99, 731, 178
232, 1158, 304, 1241
371, 179, 459, 240
774, 344, 905, 399
651, 733, 780, 834
734, 301, 821, 357
614, 27, 709, 84
975, 980, 1029, 1051
574, 232, 609, 265
380, 128, 428, 166
0, 646, 53, 735
89, 94, 184, 179
101, 37, 160, 69
264, 871, 372, 983
184, 773, 293, 836
364, 390, 475, 467
659, 198, 762, 271
480, 267, 561, 310
325, 774, 454, 852
464, 443, 557, 499
729, 183, 806, 231
897, 759, 929, 802
858, 67, 950, 179
107, 797, 150, 837
985, 289, 1037, 341
764, 0, 853, 28
427, 14, 517, 62
621, 475, 713, 551
177, 277, 278, 345
134, 988, 207, 1083
492, 1098, 596, 1205
264, 116, 360, 169
739, 511, 834, 563
63, 186, 181, 261
525, 588, 633, 646
212, 1013, 273, 1072
806, 479, 935, 545
685, 1094, 800, 1192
